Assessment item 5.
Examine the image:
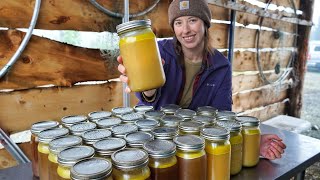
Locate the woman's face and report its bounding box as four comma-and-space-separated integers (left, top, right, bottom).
173, 16, 206, 51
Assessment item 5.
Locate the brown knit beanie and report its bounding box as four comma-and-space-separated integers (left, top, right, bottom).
168, 0, 212, 28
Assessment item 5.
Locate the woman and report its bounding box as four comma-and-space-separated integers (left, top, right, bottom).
117, 0, 285, 160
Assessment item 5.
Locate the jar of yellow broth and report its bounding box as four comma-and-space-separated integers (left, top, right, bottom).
196, 106, 218, 117
152, 127, 178, 140
48, 135, 82, 180
217, 111, 237, 121
133, 105, 154, 115
96, 117, 122, 130
38, 127, 69, 180
216, 120, 243, 175
30, 120, 59, 177
111, 124, 138, 138
111, 148, 151, 180
192, 115, 215, 126
111, 107, 134, 118
61, 115, 88, 128
71, 157, 113, 180
120, 112, 144, 124
160, 104, 181, 115
174, 109, 196, 121
93, 138, 126, 160
160, 115, 184, 128
88, 111, 112, 123
69, 122, 97, 136
116, 19, 166, 92
143, 139, 178, 180
81, 129, 112, 145
200, 126, 231, 180
57, 145, 95, 179
144, 110, 165, 121
135, 118, 160, 132
178, 121, 204, 135
124, 131, 154, 148
173, 135, 206, 180
236, 116, 261, 167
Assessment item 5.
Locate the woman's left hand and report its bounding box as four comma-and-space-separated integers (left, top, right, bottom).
260, 134, 287, 160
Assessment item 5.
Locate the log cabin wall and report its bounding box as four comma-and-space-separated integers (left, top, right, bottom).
0, 0, 313, 168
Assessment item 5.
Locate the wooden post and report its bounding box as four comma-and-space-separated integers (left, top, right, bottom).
288, 0, 314, 117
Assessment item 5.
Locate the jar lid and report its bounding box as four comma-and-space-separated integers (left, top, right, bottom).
196, 106, 218, 116
216, 120, 241, 132
173, 135, 205, 151
143, 139, 176, 158
160, 115, 184, 127
81, 129, 112, 144
71, 157, 112, 180
217, 111, 237, 121
96, 117, 122, 129
236, 116, 260, 127
133, 105, 154, 114
38, 127, 69, 143
58, 146, 95, 167
111, 124, 138, 138
120, 113, 144, 123
116, 19, 151, 35
178, 121, 204, 132
192, 115, 215, 125
200, 126, 230, 141
124, 131, 154, 148
87, 111, 112, 121
144, 110, 165, 120
49, 135, 82, 154
111, 148, 149, 169
135, 119, 160, 131
70, 122, 97, 136
31, 120, 59, 134
174, 109, 196, 120
61, 115, 88, 127
93, 138, 126, 155
160, 104, 181, 114
152, 127, 178, 140
111, 107, 134, 117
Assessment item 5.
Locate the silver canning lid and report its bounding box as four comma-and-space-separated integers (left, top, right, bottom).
196, 106, 218, 116
120, 113, 144, 124
217, 111, 237, 121
178, 121, 204, 132
58, 145, 95, 167
160, 115, 184, 127
143, 139, 176, 158
87, 111, 112, 121
144, 110, 165, 120
116, 19, 151, 35
200, 126, 230, 141
111, 124, 138, 138
152, 127, 178, 140
133, 105, 154, 114
192, 115, 215, 125
96, 117, 122, 129
174, 109, 196, 120
124, 131, 154, 148
61, 115, 88, 127
81, 129, 112, 144
160, 104, 181, 115
173, 135, 205, 151
38, 127, 69, 143
49, 135, 82, 155
93, 138, 126, 156
70, 122, 97, 136
111, 107, 134, 117
111, 148, 149, 169
236, 116, 260, 127
216, 120, 241, 132
71, 157, 112, 180
31, 120, 59, 134
135, 119, 160, 131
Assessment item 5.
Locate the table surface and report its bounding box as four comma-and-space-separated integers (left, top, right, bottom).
232, 124, 320, 180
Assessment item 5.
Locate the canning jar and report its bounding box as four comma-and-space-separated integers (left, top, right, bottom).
236, 116, 261, 167
57, 146, 95, 179
88, 111, 112, 122
61, 115, 87, 128
216, 120, 242, 175
178, 121, 204, 135
120, 112, 144, 124
38, 127, 69, 180
160, 104, 181, 115
69, 122, 97, 136
111, 124, 138, 138
160, 115, 184, 128
48, 135, 82, 180
135, 118, 160, 132
144, 110, 165, 121
217, 111, 237, 121
96, 117, 122, 130
30, 120, 59, 177
173, 135, 206, 180
81, 129, 112, 145
133, 105, 154, 115
200, 126, 231, 180
124, 131, 154, 148
111, 148, 150, 180
174, 109, 196, 121
192, 115, 215, 126
93, 138, 126, 160
152, 127, 178, 140
71, 157, 113, 180
116, 19, 165, 92
196, 106, 218, 117
143, 139, 178, 180
111, 107, 134, 118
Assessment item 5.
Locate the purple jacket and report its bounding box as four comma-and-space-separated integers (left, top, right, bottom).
136, 39, 232, 111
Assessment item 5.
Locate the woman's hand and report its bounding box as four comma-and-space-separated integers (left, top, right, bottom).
260, 134, 286, 160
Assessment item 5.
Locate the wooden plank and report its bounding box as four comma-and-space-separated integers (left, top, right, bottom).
0, 30, 119, 90
256, 0, 300, 9
0, 81, 139, 134
232, 50, 293, 71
